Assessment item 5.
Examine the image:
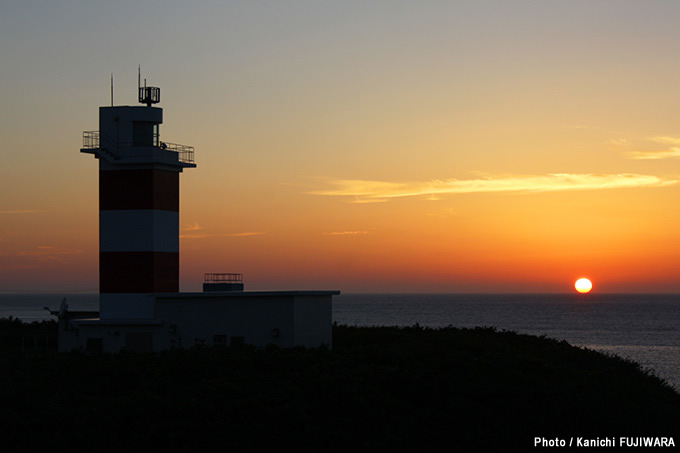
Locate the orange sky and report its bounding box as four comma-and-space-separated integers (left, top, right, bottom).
3, 1, 680, 293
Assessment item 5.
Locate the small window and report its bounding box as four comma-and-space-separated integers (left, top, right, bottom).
132, 121, 159, 147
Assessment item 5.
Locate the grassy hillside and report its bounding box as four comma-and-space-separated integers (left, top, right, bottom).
0, 319, 678, 450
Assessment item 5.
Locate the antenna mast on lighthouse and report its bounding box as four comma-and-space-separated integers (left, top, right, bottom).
138, 65, 160, 107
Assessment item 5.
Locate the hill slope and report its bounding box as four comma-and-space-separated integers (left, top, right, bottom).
0, 320, 678, 450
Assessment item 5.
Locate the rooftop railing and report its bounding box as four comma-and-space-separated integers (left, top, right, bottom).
82, 131, 195, 164
204, 273, 243, 284
82, 131, 100, 149
161, 141, 194, 164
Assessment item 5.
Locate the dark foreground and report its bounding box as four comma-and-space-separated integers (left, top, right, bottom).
0, 318, 678, 451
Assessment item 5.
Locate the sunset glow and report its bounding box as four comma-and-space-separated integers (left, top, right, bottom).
3, 2, 680, 293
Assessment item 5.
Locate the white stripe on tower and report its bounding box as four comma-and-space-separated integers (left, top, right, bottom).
100, 210, 179, 253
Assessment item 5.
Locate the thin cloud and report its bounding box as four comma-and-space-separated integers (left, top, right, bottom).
179, 222, 264, 239
626, 136, 680, 160
226, 232, 265, 237
0, 264, 39, 271
650, 136, 680, 145
0, 246, 83, 263
562, 124, 598, 130
310, 173, 674, 202
627, 147, 680, 160
11, 246, 83, 257
323, 231, 369, 236
180, 231, 265, 239
350, 197, 389, 204
0, 210, 38, 214
182, 222, 205, 231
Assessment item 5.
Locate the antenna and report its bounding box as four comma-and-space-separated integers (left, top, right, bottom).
111, 73, 114, 106
58, 298, 68, 318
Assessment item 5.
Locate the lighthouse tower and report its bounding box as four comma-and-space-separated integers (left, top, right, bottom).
81, 79, 195, 319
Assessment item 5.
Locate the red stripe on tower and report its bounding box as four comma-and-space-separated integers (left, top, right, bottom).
99, 170, 179, 211
100, 252, 179, 293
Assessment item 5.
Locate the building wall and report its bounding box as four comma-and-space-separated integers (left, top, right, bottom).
60, 320, 164, 353
99, 106, 162, 146
154, 295, 296, 349
58, 321, 79, 353
294, 296, 332, 348
56, 313, 95, 353
60, 294, 334, 352
99, 294, 156, 320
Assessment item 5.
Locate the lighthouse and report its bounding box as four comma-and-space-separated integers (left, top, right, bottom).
56, 74, 338, 353
81, 79, 195, 319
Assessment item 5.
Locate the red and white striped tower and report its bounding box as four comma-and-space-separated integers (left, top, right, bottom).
81, 82, 195, 319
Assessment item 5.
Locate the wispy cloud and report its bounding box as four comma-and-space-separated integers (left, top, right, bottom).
180, 231, 265, 239
627, 147, 680, 160
179, 222, 264, 239
323, 231, 369, 236
0, 246, 83, 263
182, 222, 205, 231
349, 197, 389, 204
310, 173, 674, 202
649, 136, 680, 145
0, 264, 39, 271
0, 210, 38, 214
562, 124, 598, 130
626, 136, 680, 160
226, 232, 265, 237
17, 246, 82, 256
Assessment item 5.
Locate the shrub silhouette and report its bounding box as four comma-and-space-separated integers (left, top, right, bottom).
0, 320, 677, 450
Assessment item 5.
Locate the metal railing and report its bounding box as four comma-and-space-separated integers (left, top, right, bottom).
82, 131, 121, 160
82, 131, 100, 149
161, 142, 194, 164
82, 131, 195, 164
204, 273, 243, 284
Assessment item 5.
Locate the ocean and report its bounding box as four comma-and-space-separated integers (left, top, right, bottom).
2, 292, 678, 390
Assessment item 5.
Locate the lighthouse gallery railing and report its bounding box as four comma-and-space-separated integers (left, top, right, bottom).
82, 131, 195, 164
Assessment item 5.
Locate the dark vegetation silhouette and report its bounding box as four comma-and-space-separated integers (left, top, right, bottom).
0, 318, 678, 450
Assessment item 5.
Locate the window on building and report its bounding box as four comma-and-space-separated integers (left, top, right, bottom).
213, 335, 227, 347
132, 122, 159, 147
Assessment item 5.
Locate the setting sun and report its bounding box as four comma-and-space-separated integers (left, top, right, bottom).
575, 278, 593, 294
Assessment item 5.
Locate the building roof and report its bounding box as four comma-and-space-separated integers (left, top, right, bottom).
155, 290, 341, 299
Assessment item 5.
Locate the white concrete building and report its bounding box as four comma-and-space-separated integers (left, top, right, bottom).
54, 77, 338, 352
